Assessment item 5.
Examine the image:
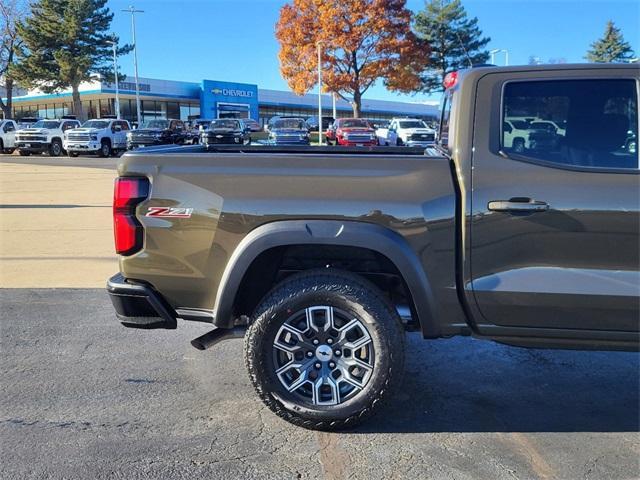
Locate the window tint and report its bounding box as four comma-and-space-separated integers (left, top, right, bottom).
502, 79, 638, 169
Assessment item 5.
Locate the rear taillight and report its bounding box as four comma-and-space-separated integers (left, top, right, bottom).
443, 71, 458, 89
113, 177, 150, 256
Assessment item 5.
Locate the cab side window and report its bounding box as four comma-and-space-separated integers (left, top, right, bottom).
502, 79, 638, 169
439, 90, 453, 149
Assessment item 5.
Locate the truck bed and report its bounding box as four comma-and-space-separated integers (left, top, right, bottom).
117, 144, 461, 333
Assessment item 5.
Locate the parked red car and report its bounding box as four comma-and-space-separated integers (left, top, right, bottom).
325, 118, 377, 146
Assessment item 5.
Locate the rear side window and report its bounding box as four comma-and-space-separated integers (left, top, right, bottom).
439, 90, 453, 150
502, 79, 638, 170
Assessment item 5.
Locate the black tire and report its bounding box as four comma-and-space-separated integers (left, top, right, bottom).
98, 140, 111, 158
68, 151, 79, 158
513, 138, 525, 153
49, 139, 63, 157
396, 137, 403, 146
244, 269, 405, 431
5, 148, 15, 154
18, 149, 31, 156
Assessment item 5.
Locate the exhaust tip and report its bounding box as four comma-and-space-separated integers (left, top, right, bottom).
191, 326, 246, 351
190, 339, 207, 351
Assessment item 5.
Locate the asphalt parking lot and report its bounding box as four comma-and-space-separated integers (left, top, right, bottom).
1, 153, 639, 479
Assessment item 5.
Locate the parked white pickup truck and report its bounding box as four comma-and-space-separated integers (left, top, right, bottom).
64, 118, 130, 157
0, 119, 18, 154
376, 118, 436, 147
15, 117, 80, 156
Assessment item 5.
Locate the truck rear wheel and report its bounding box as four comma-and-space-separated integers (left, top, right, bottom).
244, 269, 404, 430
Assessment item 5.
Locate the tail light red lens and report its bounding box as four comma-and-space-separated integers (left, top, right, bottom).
113, 177, 150, 256
443, 71, 458, 89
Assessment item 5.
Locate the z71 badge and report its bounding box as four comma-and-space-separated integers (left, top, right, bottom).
146, 207, 193, 218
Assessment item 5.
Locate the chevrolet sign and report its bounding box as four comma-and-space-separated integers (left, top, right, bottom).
211, 87, 254, 98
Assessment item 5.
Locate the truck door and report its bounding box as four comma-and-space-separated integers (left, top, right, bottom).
3, 120, 16, 147
469, 70, 639, 334
115, 121, 128, 149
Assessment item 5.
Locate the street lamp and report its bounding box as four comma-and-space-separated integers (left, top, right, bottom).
122, 6, 144, 126
317, 40, 323, 145
106, 36, 120, 119
332, 92, 337, 120
490, 49, 509, 66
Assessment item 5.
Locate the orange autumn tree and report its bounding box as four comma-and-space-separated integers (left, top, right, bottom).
275, 0, 428, 118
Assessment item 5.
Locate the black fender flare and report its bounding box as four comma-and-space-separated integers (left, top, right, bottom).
213, 220, 440, 337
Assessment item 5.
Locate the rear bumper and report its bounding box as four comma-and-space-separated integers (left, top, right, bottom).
107, 273, 177, 329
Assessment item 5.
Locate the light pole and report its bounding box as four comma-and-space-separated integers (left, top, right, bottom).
332, 92, 336, 120
317, 40, 323, 145
106, 36, 120, 119
122, 6, 144, 126
490, 49, 509, 66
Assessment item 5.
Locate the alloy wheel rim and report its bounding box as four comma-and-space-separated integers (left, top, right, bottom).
272, 305, 375, 406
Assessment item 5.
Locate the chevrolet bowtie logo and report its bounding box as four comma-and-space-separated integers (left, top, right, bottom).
212, 88, 223, 94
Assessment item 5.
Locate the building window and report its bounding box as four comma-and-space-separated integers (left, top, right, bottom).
167, 102, 179, 119
99, 98, 114, 117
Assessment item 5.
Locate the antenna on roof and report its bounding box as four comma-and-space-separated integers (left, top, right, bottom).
454, 30, 473, 68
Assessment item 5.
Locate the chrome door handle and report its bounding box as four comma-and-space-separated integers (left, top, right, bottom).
488, 199, 549, 212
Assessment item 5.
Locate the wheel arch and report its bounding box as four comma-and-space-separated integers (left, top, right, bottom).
213, 220, 440, 338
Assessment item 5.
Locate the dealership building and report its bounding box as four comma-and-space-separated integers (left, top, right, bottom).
6, 76, 438, 126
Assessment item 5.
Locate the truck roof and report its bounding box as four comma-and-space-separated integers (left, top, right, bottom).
455, 63, 638, 86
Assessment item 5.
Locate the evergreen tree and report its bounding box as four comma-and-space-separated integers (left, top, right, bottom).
0, 0, 27, 119
585, 20, 635, 63
414, 0, 490, 94
12, 0, 131, 120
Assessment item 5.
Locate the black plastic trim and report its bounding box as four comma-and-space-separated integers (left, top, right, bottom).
213, 220, 440, 338
107, 273, 177, 329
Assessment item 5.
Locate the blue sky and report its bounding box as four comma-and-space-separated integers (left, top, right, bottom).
107, 0, 639, 103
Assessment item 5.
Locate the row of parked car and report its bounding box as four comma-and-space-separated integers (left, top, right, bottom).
262, 116, 438, 147
0, 114, 439, 157
0, 116, 223, 157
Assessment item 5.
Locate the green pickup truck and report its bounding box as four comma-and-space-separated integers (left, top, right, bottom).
108, 64, 639, 430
